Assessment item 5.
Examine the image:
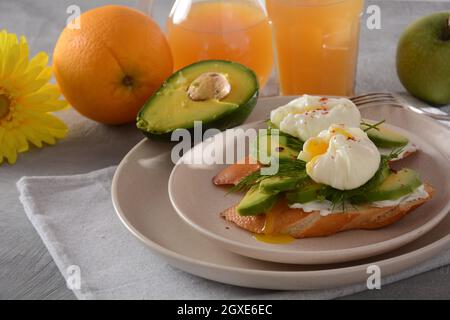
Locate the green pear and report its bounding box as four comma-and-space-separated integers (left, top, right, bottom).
396, 12, 450, 105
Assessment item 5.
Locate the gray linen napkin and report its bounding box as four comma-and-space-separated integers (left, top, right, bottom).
16, 159, 450, 300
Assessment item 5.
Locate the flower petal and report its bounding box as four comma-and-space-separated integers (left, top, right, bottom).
5, 146, 17, 164
13, 65, 45, 91
22, 111, 68, 131
29, 124, 56, 145
0, 33, 19, 78
11, 128, 29, 152
23, 99, 68, 113
19, 77, 49, 96
20, 126, 43, 148
19, 92, 50, 105
46, 127, 68, 139
36, 65, 52, 82
34, 83, 61, 100
2, 131, 18, 164
27, 51, 48, 71
10, 36, 30, 79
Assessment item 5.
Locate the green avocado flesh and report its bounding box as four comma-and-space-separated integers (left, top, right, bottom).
259, 176, 307, 194
361, 121, 409, 148
366, 168, 422, 202
253, 132, 302, 163
136, 60, 259, 139
286, 182, 325, 204
237, 185, 278, 216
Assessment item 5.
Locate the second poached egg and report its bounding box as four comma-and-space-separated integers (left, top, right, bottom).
299, 124, 381, 190
270, 95, 361, 141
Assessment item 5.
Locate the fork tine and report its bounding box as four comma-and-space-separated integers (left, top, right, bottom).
350, 92, 450, 121
350, 92, 394, 102
353, 98, 398, 105
351, 95, 396, 102
350, 92, 398, 106
358, 100, 397, 106
350, 92, 395, 100
352, 97, 398, 106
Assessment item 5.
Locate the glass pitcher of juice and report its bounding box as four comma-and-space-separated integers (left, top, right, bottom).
266, 0, 364, 96
167, 0, 274, 87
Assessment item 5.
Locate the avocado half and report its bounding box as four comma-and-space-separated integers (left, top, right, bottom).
136, 60, 259, 140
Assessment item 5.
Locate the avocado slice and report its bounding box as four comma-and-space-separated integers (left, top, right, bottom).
137, 60, 259, 140
349, 164, 392, 204
366, 168, 423, 202
259, 175, 307, 194
286, 182, 326, 204
376, 164, 392, 185
267, 121, 304, 148
237, 185, 278, 216
254, 132, 300, 163
361, 121, 409, 148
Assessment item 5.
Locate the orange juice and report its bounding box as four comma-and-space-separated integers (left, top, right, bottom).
266, 0, 364, 96
167, 0, 274, 87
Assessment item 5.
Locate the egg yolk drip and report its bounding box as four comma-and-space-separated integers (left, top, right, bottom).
253, 202, 295, 244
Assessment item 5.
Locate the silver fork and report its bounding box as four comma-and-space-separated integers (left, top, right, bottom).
349, 92, 450, 121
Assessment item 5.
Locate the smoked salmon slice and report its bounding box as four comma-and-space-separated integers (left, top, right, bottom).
212, 156, 261, 186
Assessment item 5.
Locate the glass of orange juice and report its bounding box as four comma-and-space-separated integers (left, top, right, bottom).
266, 0, 364, 96
167, 0, 274, 87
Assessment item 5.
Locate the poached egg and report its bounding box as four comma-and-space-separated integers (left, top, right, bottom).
299, 124, 381, 190
270, 95, 361, 142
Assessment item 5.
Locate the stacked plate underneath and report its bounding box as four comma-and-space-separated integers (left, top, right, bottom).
112, 97, 450, 290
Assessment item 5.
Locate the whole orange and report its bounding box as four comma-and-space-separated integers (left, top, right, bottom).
53, 5, 173, 124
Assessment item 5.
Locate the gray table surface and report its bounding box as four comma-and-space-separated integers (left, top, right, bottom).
1, 0, 450, 300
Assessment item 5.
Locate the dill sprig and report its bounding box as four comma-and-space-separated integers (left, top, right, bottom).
361, 119, 386, 132
230, 158, 307, 193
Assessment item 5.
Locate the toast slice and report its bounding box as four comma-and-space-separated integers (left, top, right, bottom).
221, 184, 434, 238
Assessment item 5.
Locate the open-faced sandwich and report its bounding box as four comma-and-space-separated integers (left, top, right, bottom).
214, 95, 433, 242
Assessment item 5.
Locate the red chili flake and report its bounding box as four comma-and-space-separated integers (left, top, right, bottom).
319, 97, 328, 103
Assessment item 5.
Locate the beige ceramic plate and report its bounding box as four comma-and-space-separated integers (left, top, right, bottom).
113, 96, 450, 289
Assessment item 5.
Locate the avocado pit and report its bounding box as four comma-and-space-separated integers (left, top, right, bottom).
188, 72, 231, 101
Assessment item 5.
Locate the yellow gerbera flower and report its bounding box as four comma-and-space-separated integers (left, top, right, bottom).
0, 30, 68, 165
